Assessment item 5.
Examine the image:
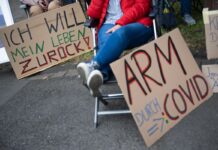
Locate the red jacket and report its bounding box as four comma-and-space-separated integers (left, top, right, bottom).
87, 0, 152, 29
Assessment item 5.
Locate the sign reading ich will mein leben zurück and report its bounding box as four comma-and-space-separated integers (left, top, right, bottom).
0, 2, 93, 79
111, 28, 213, 147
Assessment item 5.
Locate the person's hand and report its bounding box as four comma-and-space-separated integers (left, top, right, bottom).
106, 24, 121, 33
38, 0, 49, 10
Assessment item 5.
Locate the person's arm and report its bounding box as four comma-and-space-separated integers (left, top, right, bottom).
116, 0, 151, 26
87, 0, 104, 19
38, 0, 49, 10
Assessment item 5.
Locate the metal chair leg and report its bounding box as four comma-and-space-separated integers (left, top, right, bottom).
94, 97, 99, 128
93, 93, 132, 127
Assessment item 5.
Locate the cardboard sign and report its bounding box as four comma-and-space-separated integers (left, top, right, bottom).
202, 64, 218, 92
203, 8, 218, 59
0, 2, 93, 79
110, 28, 213, 147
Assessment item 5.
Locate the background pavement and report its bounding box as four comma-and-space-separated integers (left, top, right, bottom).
0, 1, 218, 150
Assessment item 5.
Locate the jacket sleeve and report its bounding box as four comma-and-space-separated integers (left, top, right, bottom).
87, 0, 104, 19
116, 0, 151, 26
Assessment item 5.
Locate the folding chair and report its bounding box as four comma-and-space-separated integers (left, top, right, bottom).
81, 0, 170, 128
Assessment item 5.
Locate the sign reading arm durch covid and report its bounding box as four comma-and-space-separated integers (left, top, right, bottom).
111, 28, 213, 147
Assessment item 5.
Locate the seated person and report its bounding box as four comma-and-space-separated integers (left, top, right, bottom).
20, 0, 61, 17
77, 0, 153, 97
180, 0, 196, 25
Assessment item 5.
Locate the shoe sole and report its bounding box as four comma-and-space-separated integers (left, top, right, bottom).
87, 70, 103, 97
77, 62, 89, 85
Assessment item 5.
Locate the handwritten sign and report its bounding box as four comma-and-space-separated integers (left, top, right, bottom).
0, 2, 93, 79
202, 64, 218, 92
203, 8, 218, 59
110, 29, 213, 147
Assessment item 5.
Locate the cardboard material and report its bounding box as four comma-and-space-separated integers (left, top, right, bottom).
203, 8, 218, 59
202, 64, 218, 92
110, 28, 213, 147
0, 2, 93, 79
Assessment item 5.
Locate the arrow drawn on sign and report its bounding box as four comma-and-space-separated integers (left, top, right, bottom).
147, 112, 169, 137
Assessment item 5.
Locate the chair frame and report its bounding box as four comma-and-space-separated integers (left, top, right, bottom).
19, 3, 30, 18
86, 0, 161, 128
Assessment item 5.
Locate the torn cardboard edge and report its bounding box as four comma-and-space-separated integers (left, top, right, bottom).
203, 8, 218, 24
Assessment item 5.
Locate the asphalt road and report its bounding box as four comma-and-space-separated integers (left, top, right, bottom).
0, 61, 218, 150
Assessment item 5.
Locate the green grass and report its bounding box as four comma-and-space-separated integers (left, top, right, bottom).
172, 1, 206, 56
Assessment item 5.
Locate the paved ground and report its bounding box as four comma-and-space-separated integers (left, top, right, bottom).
0, 1, 218, 150
1, 60, 218, 150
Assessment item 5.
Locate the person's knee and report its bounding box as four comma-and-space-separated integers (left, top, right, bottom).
113, 28, 127, 41
29, 5, 44, 17
48, 0, 61, 11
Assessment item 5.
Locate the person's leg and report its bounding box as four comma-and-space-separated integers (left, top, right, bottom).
77, 24, 113, 84
94, 23, 153, 69
87, 23, 153, 96
97, 24, 114, 51
95, 24, 115, 80
180, 0, 196, 25
29, 5, 44, 17
77, 23, 153, 97
94, 23, 153, 81
180, 0, 191, 16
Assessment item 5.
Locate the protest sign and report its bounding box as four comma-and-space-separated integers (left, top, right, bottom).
203, 8, 218, 59
202, 64, 218, 92
0, 2, 93, 79
110, 28, 213, 147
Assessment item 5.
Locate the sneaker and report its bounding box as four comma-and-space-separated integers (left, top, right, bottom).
183, 14, 196, 25
87, 70, 103, 97
77, 60, 100, 85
